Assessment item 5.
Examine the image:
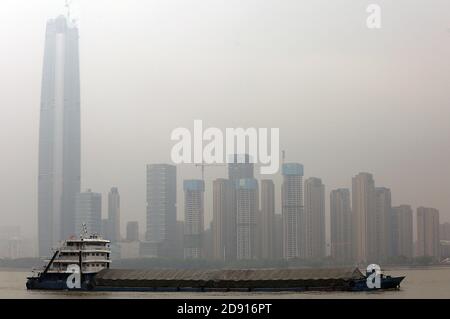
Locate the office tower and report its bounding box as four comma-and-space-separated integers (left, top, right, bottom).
75, 190, 102, 236
146, 164, 177, 257
281, 163, 304, 259
228, 154, 254, 181
374, 187, 391, 262
417, 207, 440, 260
38, 15, 81, 255
274, 214, 284, 260
183, 180, 205, 259
212, 179, 235, 260
236, 179, 259, 260
107, 187, 120, 242
304, 177, 326, 260
126, 221, 139, 242
352, 172, 376, 264
260, 179, 275, 259
330, 189, 352, 264
388, 205, 413, 259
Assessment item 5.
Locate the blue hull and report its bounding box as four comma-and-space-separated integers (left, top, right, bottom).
350, 276, 405, 291
27, 277, 405, 292
27, 273, 405, 292
26, 273, 96, 291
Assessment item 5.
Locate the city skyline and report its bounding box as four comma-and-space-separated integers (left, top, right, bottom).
139, 159, 443, 263
3, 1, 450, 307
1, 1, 449, 244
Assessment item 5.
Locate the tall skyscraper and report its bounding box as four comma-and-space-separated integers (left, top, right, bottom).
183, 180, 205, 259
260, 179, 275, 259
417, 207, 440, 261
374, 187, 391, 262
38, 15, 81, 255
352, 172, 376, 264
236, 178, 259, 260
126, 221, 139, 242
281, 163, 304, 259
223, 153, 255, 260
304, 177, 326, 260
212, 178, 235, 260
146, 164, 177, 257
75, 190, 102, 236
330, 188, 352, 264
388, 205, 413, 259
107, 187, 120, 242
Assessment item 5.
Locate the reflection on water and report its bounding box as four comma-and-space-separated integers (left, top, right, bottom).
1, 268, 450, 299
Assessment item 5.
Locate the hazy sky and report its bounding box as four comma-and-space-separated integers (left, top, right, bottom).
0, 0, 449, 240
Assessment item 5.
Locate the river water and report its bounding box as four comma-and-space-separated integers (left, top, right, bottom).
1, 267, 450, 299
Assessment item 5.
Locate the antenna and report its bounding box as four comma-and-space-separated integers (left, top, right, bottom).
81, 223, 88, 239
65, 0, 72, 21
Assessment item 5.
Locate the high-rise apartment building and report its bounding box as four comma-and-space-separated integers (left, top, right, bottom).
228, 154, 254, 181
146, 164, 177, 257
304, 177, 326, 260
183, 180, 205, 259
388, 205, 413, 259
212, 178, 235, 260
236, 179, 259, 260
330, 189, 352, 264
260, 179, 276, 259
352, 172, 376, 264
374, 187, 391, 262
274, 214, 284, 260
417, 207, 440, 261
281, 163, 304, 259
107, 187, 120, 242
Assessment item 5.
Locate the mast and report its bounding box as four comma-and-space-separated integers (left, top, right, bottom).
65, 0, 72, 21
42, 250, 59, 276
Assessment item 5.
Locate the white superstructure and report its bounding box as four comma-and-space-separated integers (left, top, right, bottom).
46, 234, 111, 274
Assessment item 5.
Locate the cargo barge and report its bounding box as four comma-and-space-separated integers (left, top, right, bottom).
26, 234, 405, 292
